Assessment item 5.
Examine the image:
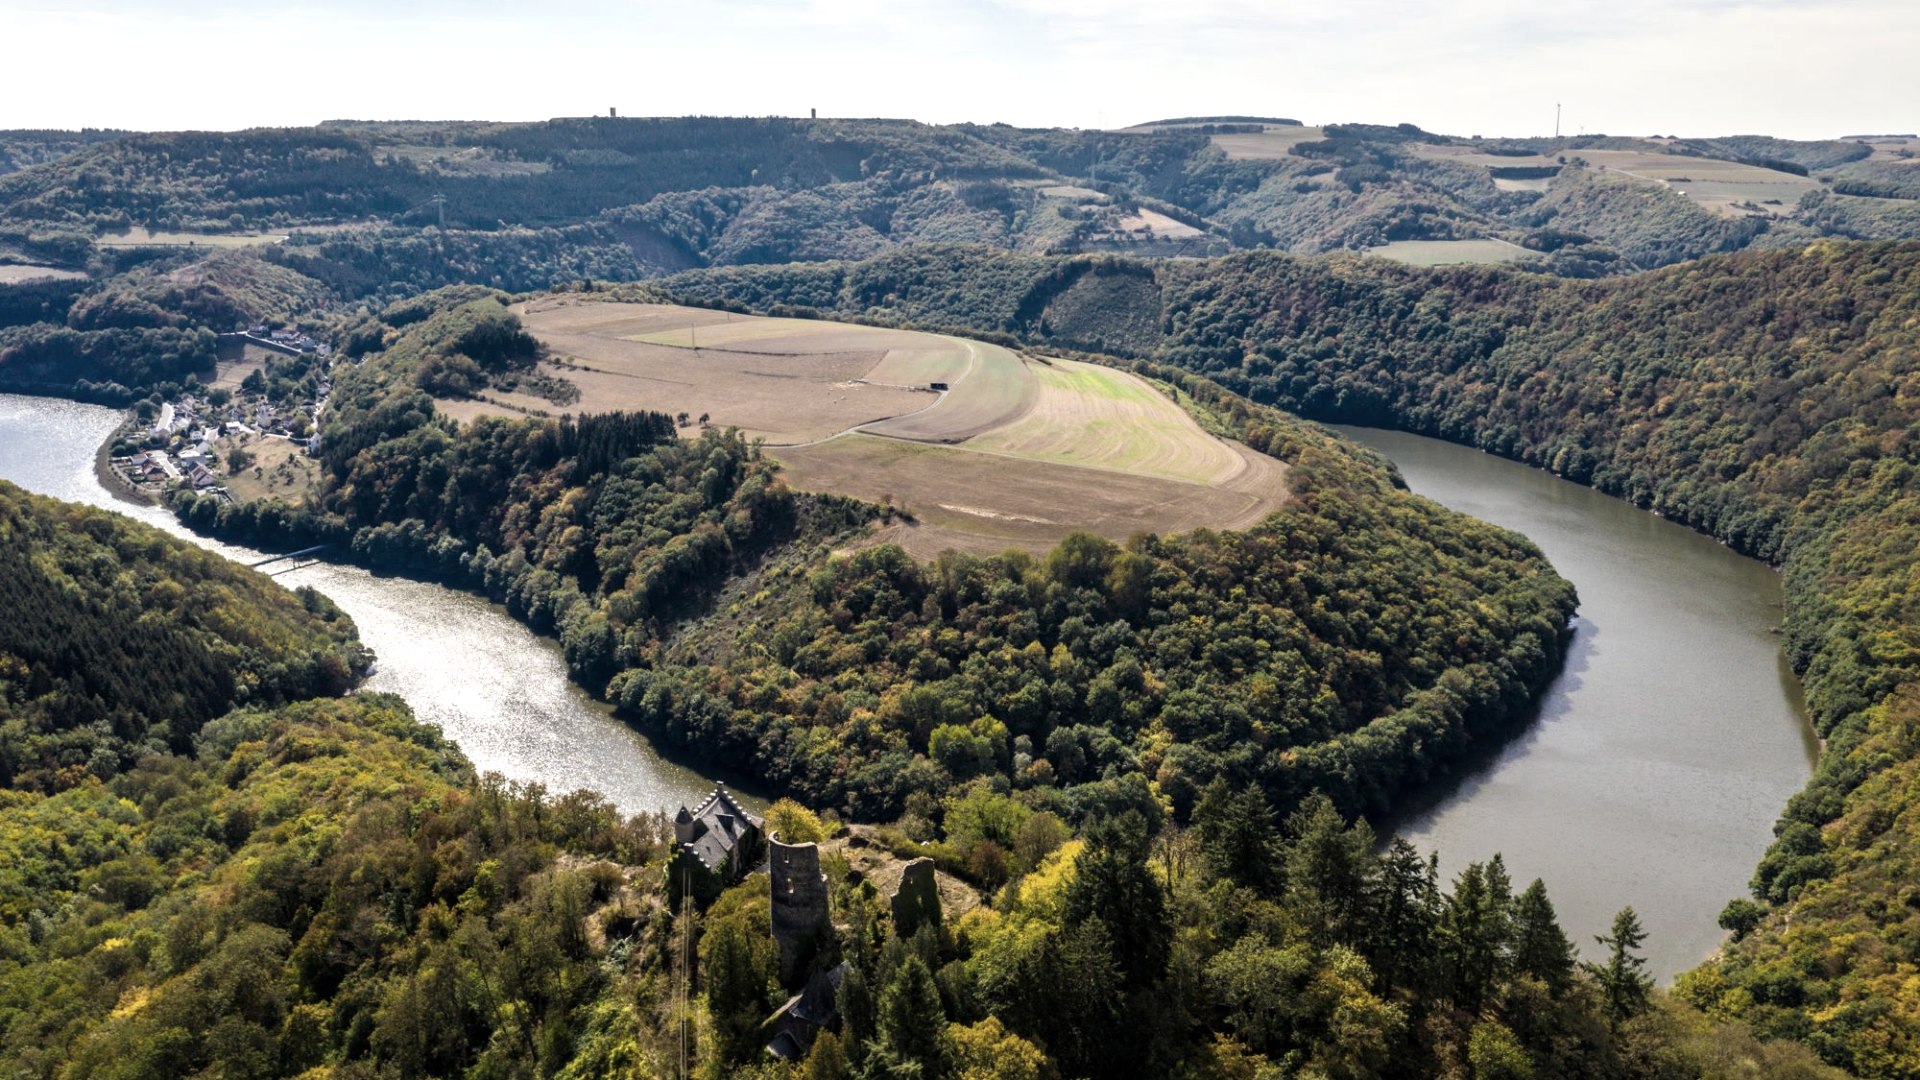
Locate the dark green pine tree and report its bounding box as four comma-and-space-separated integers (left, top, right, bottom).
874, 955, 955, 1079
1441, 860, 1511, 1013
1366, 838, 1440, 995
1193, 777, 1281, 891
1284, 794, 1377, 947
1063, 811, 1170, 991
1587, 906, 1653, 1028
1510, 878, 1577, 995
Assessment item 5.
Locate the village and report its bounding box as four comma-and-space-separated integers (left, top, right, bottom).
109, 324, 334, 503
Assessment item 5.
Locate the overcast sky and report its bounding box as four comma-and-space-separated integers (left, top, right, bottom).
3, 0, 1913, 139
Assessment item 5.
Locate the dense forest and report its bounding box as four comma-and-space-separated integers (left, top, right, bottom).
5, 115, 1920, 1075
656, 238, 1920, 1077
0, 493, 1844, 1078
0, 481, 368, 791
1, 117, 1914, 406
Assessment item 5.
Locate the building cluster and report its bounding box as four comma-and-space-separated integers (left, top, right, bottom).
112, 364, 331, 498
244, 324, 332, 357
669, 786, 946, 1064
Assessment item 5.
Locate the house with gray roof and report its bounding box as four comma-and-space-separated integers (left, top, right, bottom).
668, 785, 763, 906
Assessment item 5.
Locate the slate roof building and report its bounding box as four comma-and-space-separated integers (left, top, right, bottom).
668, 785, 763, 905
764, 963, 847, 1061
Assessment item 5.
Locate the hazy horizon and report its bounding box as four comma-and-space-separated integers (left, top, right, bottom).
3, 0, 1913, 141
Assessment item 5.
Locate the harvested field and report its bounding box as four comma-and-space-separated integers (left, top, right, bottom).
1367, 238, 1534, 267
95, 227, 287, 248
509, 299, 1291, 557
1110, 208, 1204, 240
864, 348, 975, 388
511, 299, 950, 444
1408, 143, 1816, 217
1579, 150, 1817, 217
966, 358, 1242, 483
210, 341, 280, 389
774, 434, 1288, 559
217, 434, 320, 505
0, 264, 85, 283
1038, 184, 1106, 200
1211, 126, 1326, 160
857, 340, 1036, 443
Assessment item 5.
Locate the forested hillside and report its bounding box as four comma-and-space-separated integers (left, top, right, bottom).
0, 481, 368, 791
2, 117, 1913, 404
659, 238, 1920, 1077
0, 498, 1843, 1079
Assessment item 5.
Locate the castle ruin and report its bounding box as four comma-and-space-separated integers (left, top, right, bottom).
768, 833, 832, 988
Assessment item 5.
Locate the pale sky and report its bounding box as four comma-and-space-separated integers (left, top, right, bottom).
3, 0, 1914, 139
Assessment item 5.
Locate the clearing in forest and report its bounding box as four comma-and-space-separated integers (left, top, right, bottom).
1366, 238, 1535, 267
501, 299, 1290, 556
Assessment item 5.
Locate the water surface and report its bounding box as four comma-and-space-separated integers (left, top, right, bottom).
0, 393, 727, 817
1339, 425, 1817, 980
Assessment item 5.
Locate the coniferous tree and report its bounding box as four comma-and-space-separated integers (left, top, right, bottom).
1192, 777, 1280, 891
1367, 838, 1440, 996
1063, 812, 1170, 991
1441, 861, 1510, 1013
1587, 906, 1653, 1028
1284, 794, 1376, 946
874, 955, 955, 1079
1510, 879, 1577, 995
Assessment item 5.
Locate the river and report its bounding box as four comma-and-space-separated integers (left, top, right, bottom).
1339, 426, 1817, 980
0, 393, 729, 818
0, 392, 1815, 978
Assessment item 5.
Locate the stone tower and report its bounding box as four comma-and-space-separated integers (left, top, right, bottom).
769, 834, 831, 988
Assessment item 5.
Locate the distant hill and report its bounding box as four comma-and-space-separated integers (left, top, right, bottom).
0, 116, 1912, 299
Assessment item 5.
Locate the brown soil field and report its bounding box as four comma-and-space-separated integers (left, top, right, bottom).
774, 434, 1288, 559
508, 299, 953, 444
857, 340, 1038, 443
0, 264, 86, 283
505, 299, 1291, 557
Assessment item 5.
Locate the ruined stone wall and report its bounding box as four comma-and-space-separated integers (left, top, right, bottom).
769, 834, 831, 988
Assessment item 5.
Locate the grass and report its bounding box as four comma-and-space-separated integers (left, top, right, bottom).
219, 434, 320, 505
1209, 126, 1327, 160
965, 358, 1245, 483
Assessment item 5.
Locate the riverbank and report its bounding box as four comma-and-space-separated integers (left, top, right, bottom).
89, 412, 162, 507
1342, 425, 1817, 981
1, 391, 735, 818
